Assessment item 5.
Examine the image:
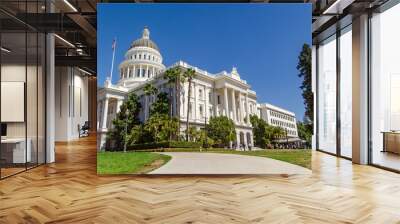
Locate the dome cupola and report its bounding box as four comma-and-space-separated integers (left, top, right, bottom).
130, 27, 160, 51
118, 27, 165, 88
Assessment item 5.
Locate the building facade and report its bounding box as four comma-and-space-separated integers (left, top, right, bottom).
98, 27, 297, 151
258, 103, 298, 138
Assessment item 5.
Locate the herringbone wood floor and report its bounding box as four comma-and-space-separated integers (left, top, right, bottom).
1, 135, 400, 223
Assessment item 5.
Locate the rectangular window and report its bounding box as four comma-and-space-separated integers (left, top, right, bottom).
199, 105, 204, 119
217, 95, 221, 104
189, 103, 193, 118
317, 34, 337, 154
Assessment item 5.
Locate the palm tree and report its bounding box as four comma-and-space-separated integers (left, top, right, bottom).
164, 67, 184, 139
272, 126, 285, 140
143, 83, 158, 119
183, 68, 196, 141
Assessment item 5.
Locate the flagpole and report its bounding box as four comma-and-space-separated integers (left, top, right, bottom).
110, 38, 116, 83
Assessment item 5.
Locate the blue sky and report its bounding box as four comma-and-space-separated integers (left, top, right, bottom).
98, 4, 311, 121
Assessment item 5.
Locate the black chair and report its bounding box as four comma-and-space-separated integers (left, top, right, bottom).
79, 121, 90, 138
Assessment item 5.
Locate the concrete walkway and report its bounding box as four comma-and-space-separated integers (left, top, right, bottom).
149, 152, 311, 175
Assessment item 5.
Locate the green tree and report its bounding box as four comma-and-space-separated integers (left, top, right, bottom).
297, 121, 312, 147
250, 115, 268, 148
183, 68, 196, 141
297, 44, 313, 130
250, 115, 285, 148
150, 92, 169, 116
164, 67, 185, 139
206, 116, 236, 147
198, 129, 214, 148
143, 83, 158, 120
143, 83, 158, 96
187, 126, 200, 142
107, 93, 141, 150
144, 114, 178, 142
271, 126, 285, 140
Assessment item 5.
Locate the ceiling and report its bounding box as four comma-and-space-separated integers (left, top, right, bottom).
0, 0, 98, 75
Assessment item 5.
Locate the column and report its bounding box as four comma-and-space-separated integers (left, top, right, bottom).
146, 65, 149, 78
213, 89, 218, 116
224, 87, 229, 117
133, 65, 136, 77
116, 99, 123, 114
46, 29, 56, 162
352, 14, 369, 164
245, 93, 249, 125
139, 65, 143, 77
127, 66, 130, 78
236, 132, 240, 150
231, 89, 237, 123
250, 132, 254, 147
97, 101, 101, 130
238, 92, 243, 124
193, 82, 197, 120
101, 97, 109, 129
152, 67, 155, 78
205, 87, 209, 119
243, 132, 248, 151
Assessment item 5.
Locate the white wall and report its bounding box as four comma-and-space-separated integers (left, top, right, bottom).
55, 67, 89, 141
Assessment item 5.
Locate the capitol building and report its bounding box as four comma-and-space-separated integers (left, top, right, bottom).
97, 27, 298, 150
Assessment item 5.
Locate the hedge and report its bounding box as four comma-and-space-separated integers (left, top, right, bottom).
127, 141, 203, 151
170, 141, 202, 148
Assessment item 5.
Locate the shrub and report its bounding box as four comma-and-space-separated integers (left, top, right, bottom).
170, 141, 202, 148
127, 142, 169, 151
127, 141, 202, 151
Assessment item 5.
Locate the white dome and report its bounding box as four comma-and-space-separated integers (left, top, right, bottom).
117, 27, 166, 88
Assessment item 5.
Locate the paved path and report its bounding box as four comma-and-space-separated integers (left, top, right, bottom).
150, 152, 310, 175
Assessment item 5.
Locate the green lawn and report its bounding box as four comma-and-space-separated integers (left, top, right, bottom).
134, 148, 312, 169
213, 150, 312, 169
97, 152, 171, 174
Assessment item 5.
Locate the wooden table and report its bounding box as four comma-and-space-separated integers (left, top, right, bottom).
382, 131, 400, 154
1, 138, 31, 164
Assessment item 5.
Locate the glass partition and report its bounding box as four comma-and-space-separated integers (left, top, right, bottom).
1, 31, 28, 177
317, 34, 337, 154
0, 1, 46, 179
339, 25, 352, 158
370, 3, 400, 171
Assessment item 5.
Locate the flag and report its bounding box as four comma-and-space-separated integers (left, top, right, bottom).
112, 38, 116, 50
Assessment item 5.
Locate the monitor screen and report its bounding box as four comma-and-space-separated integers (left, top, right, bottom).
1, 123, 7, 137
